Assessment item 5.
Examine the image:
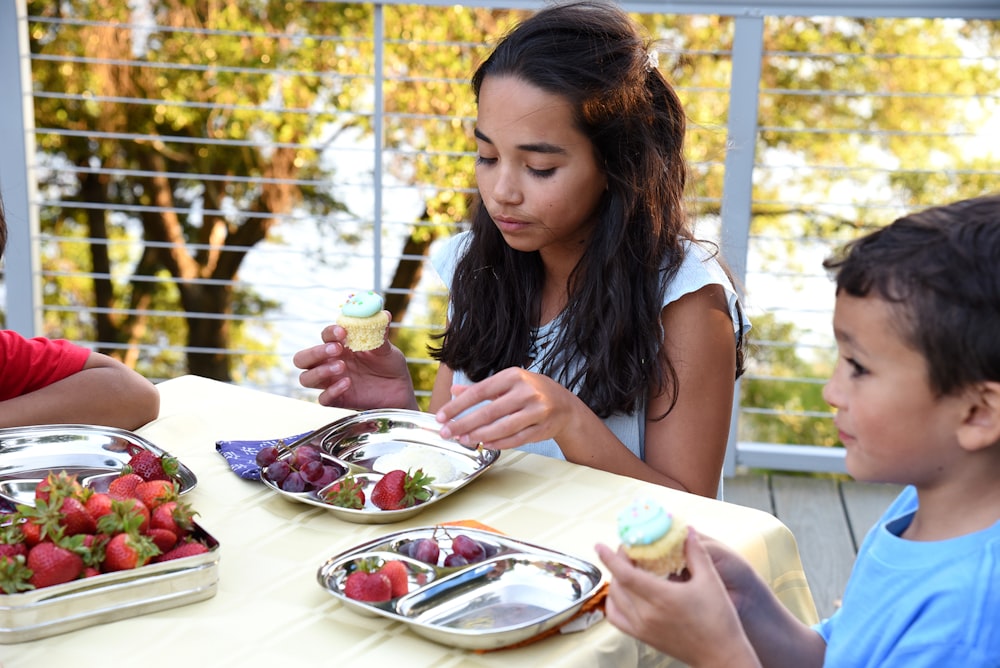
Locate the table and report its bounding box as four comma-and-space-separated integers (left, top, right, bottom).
1, 376, 817, 667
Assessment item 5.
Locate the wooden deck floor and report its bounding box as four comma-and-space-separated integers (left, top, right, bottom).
724, 472, 903, 619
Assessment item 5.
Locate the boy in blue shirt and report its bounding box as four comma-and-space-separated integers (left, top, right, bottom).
597, 194, 1000, 667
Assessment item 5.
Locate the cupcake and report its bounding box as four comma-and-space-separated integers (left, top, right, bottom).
617, 497, 688, 576
337, 291, 390, 351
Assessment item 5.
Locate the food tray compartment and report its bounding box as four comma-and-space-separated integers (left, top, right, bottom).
0, 424, 198, 508
0, 523, 220, 643
317, 526, 603, 649
262, 410, 499, 524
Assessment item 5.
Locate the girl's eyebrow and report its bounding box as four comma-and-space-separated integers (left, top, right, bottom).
473, 127, 567, 156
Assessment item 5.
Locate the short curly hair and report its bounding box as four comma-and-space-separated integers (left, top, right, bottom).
823, 194, 1000, 396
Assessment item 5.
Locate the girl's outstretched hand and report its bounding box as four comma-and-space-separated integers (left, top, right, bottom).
292, 317, 416, 411
595, 529, 761, 667
435, 367, 577, 449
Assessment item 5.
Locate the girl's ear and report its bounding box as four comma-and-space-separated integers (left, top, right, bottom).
957, 381, 1000, 452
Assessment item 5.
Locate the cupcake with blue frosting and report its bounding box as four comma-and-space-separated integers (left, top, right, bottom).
337, 291, 389, 351
617, 497, 688, 575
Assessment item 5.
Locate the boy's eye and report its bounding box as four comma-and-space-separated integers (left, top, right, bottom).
845, 357, 868, 377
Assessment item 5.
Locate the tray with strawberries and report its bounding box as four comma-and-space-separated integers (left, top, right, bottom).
317, 525, 604, 650
0, 433, 218, 643
0, 424, 197, 510
258, 409, 500, 524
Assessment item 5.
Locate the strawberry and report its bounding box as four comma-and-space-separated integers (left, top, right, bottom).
108, 473, 145, 499
343, 570, 392, 602
146, 528, 178, 552
134, 479, 178, 510
154, 540, 210, 563
370, 469, 434, 511
127, 450, 178, 482
0, 554, 33, 594
150, 500, 196, 541
34, 471, 85, 506
27, 541, 84, 588
379, 560, 409, 598
58, 496, 98, 536
103, 532, 159, 572
97, 498, 150, 536
0, 523, 27, 558
85, 492, 115, 524
321, 475, 366, 509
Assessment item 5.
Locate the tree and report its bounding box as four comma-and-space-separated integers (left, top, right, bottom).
28, 0, 372, 379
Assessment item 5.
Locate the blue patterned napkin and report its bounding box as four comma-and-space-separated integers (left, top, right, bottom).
215, 432, 309, 481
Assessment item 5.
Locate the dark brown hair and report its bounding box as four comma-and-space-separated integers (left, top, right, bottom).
431, 1, 744, 417
824, 194, 1000, 395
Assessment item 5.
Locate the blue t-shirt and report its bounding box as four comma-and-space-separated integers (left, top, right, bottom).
815, 486, 1000, 666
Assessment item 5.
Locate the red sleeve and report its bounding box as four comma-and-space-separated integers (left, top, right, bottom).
0, 330, 91, 401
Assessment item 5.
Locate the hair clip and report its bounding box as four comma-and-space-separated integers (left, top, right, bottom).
645, 49, 660, 71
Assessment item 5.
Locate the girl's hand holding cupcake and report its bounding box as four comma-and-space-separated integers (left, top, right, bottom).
293, 299, 418, 411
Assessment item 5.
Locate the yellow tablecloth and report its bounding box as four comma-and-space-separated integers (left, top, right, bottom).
1, 375, 817, 668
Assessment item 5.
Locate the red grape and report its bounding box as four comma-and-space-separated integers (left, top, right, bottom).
264, 460, 291, 484
255, 445, 280, 467
280, 471, 307, 493
410, 538, 440, 565
451, 535, 486, 563
299, 460, 326, 484
443, 553, 468, 568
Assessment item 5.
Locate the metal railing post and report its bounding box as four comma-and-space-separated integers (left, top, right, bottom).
0, 0, 42, 335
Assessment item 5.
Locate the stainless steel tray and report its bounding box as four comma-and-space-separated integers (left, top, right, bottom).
262, 410, 499, 524
0, 424, 198, 508
317, 526, 604, 650
0, 523, 220, 643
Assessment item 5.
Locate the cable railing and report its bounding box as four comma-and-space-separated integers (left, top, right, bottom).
1, 0, 998, 476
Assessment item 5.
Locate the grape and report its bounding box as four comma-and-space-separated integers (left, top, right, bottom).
255, 445, 281, 467
292, 445, 322, 468
443, 553, 468, 568
280, 471, 307, 493
299, 460, 326, 484
410, 538, 440, 565
451, 535, 486, 563
313, 465, 340, 488
264, 460, 291, 484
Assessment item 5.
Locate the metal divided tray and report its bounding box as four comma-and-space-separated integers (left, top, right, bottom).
261, 410, 500, 524
317, 526, 604, 650
0, 424, 198, 509
0, 523, 220, 643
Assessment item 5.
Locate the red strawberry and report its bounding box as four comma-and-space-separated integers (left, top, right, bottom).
34, 471, 85, 505
59, 496, 98, 536
154, 540, 210, 563
150, 500, 196, 541
321, 475, 366, 509
370, 469, 434, 511
146, 528, 178, 552
108, 473, 145, 499
134, 479, 177, 510
85, 493, 115, 524
0, 554, 33, 594
97, 498, 150, 536
0, 523, 27, 558
103, 532, 159, 572
379, 560, 409, 598
18, 519, 44, 547
127, 450, 178, 482
343, 570, 392, 602
27, 541, 84, 588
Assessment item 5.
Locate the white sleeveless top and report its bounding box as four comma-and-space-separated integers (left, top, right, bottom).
430, 231, 749, 461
